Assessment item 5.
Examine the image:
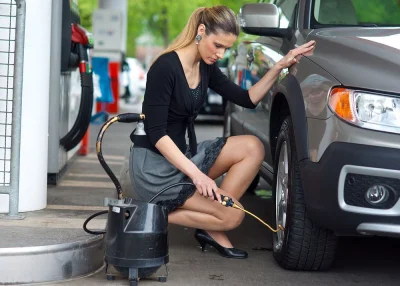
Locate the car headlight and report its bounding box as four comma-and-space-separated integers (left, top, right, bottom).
329, 88, 400, 134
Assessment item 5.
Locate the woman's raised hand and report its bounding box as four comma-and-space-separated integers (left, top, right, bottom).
191, 171, 222, 203
277, 40, 316, 69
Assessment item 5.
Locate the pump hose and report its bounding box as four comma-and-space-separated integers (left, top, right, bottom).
83, 113, 145, 235
60, 44, 94, 151
96, 113, 145, 200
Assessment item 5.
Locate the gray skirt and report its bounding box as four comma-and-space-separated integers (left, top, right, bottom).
129, 137, 227, 213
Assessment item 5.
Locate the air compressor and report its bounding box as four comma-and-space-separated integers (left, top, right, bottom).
83, 113, 284, 286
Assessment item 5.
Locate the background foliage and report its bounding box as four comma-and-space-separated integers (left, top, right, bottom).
78, 0, 400, 58
79, 0, 257, 57
352, 0, 400, 25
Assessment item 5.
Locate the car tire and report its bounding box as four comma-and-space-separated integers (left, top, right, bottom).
272, 116, 337, 271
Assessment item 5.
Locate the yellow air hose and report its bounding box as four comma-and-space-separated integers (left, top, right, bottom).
220, 194, 284, 233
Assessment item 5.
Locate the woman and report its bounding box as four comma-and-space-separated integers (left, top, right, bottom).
130, 5, 315, 259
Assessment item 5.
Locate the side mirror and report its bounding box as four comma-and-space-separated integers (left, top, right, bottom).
238, 3, 293, 39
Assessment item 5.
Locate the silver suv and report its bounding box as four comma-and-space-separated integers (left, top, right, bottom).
225, 0, 400, 270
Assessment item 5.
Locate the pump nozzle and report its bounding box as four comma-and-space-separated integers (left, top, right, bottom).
71, 23, 93, 48
69, 23, 93, 72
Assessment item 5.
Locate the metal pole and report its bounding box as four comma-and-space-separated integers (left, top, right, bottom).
7, 0, 25, 218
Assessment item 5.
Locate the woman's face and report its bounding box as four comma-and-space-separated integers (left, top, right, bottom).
198, 28, 236, 65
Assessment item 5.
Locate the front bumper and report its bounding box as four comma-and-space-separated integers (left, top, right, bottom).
300, 141, 400, 236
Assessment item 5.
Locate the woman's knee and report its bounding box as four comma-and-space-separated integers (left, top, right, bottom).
245, 135, 265, 160
220, 208, 245, 231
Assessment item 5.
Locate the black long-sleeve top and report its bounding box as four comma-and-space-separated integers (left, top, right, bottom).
142, 51, 256, 155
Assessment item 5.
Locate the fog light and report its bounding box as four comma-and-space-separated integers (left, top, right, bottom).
365, 185, 390, 205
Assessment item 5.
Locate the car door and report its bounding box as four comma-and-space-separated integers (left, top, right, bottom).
240, 0, 300, 177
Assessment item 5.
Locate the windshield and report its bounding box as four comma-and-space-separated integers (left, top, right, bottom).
312, 0, 400, 28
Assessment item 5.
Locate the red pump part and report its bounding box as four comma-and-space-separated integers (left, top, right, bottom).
71, 23, 89, 46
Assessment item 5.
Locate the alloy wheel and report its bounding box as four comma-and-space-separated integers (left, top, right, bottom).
274, 141, 289, 252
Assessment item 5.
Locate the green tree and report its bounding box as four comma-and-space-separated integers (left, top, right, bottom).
79, 0, 260, 57
128, 0, 255, 54
352, 0, 400, 25
78, 0, 98, 31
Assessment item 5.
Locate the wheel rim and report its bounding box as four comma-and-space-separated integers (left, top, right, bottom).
274, 141, 289, 252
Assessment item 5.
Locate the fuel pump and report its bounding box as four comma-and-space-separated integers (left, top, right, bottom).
47, 0, 94, 184
59, 23, 94, 151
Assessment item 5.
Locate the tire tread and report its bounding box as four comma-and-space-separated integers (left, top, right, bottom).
274, 117, 337, 271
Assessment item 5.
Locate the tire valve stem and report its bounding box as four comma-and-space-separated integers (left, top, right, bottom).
219, 194, 284, 233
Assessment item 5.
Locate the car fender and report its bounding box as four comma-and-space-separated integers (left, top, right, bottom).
271, 73, 309, 162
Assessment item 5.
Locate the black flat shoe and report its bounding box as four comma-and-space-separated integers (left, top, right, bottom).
194, 229, 248, 259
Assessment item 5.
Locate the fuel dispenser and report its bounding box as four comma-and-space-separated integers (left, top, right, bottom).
47, 0, 94, 184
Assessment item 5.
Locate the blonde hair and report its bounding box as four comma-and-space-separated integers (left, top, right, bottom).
151, 6, 239, 65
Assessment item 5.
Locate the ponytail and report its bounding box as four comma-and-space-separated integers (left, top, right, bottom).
150, 6, 239, 66
151, 7, 206, 65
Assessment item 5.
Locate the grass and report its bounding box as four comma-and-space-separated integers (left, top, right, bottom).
254, 189, 272, 199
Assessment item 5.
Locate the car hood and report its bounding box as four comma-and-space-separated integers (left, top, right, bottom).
307, 27, 400, 94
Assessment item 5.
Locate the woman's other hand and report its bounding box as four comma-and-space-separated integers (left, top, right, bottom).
191, 171, 222, 203
277, 40, 316, 69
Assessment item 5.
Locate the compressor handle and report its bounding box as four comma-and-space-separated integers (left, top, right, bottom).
118, 113, 145, 123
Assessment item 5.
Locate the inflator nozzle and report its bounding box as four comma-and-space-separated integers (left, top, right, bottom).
118, 113, 145, 123
220, 194, 234, 207
211, 191, 233, 207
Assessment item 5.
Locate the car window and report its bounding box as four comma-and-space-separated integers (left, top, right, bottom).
312, 0, 400, 27
275, 0, 298, 28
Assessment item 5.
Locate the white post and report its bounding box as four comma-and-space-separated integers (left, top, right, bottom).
0, 0, 52, 212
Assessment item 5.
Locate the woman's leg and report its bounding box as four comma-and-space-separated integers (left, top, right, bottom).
204, 135, 264, 247
169, 135, 264, 248
208, 135, 264, 200
168, 188, 245, 247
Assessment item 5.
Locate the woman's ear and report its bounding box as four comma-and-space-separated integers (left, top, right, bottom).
197, 24, 206, 36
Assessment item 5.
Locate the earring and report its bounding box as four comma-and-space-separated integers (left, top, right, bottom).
195, 34, 202, 45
